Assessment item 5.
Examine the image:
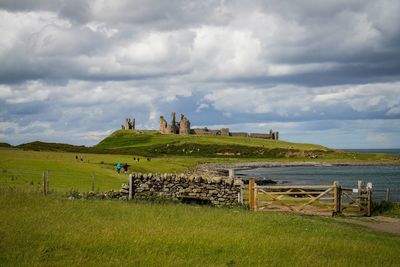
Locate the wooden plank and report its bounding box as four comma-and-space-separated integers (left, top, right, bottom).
341, 188, 354, 192
256, 185, 334, 190
298, 188, 314, 198
257, 191, 333, 195
297, 188, 333, 211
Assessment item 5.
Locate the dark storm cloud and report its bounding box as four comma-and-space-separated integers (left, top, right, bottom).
0, 0, 400, 147
1, 0, 400, 84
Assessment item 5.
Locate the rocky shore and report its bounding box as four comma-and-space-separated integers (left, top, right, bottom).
190, 161, 400, 178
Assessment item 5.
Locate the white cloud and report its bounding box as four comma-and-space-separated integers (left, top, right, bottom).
367, 134, 387, 143
202, 82, 400, 116
1, 1, 400, 148
1, 81, 50, 104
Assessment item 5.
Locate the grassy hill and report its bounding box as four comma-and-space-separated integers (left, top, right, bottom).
15, 130, 399, 161
94, 130, 330, 158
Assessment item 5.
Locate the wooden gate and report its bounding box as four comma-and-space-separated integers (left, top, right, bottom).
340, 181, 373, 216
247, 179, 372, 216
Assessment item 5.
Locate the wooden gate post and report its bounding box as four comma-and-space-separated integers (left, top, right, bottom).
367, 182, 373, 217
357, 180, 365, 211
367, 188, 372, 217
333, 181, 341, 215
248, 179, 256, 210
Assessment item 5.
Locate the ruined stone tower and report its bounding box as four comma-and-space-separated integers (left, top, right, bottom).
122, 118, 135, 130
165, 112, 178, 134
179, 114, 190, 135
160, 116, 168, 134
159, 112, 190, 134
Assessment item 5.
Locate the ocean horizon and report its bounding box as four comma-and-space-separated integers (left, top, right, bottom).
339, 148, 400, 154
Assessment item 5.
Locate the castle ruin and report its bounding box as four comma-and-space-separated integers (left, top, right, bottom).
159, 112, 279, 140
121, 118, 135, 130
160, 112, 190, 135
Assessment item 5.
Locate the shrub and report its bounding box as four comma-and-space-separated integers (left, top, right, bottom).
372, 200, 396, 215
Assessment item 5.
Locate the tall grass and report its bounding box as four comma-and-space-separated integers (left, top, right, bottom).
0, 188, 399, 266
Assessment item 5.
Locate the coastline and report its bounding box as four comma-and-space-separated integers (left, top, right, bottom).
194, 160, 400, 177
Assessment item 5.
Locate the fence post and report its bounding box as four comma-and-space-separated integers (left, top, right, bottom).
128, 174, 133, 200
43, 171, 47, 196
367, 182, 373, 217
46, 170, 49, 195
254, 185, 258, 211
386, 188, 390, 201
229, 169, 235, 178
367, 188, 372, 217
91, 173, 95, 192
249, 179, 255, 210
357, 180, 365, 211
333, 181, 341, 215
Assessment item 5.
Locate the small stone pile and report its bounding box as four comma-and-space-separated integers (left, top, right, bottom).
119, 172, 243, 206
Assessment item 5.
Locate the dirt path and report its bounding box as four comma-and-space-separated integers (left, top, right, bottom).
339, 216, 400, 234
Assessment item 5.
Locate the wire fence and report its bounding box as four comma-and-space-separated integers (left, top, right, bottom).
0, 168, 127, 194
373, 189, 400, 202
2, 168, 400, 202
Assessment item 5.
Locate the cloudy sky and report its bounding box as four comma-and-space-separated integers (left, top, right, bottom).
1, 0, 400, 148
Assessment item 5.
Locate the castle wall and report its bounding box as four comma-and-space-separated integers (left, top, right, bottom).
220, 128, 230, 136
192, 128, 213, 135
250, 133, 272, 139
158, 112, 279, 140
230, 132, 249, 137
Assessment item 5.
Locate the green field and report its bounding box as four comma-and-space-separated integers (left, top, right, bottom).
0, 148, 219, 192
1, 187, 399, 266
1, 140, 400, 266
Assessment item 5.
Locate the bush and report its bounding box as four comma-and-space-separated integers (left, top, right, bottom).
372, 200, 396, 215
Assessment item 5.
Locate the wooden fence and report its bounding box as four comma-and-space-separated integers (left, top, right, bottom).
246, 179, 373, 216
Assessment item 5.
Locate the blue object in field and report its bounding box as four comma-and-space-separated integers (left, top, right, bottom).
116, 163, 121, 169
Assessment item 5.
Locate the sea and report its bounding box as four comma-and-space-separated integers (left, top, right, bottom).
236, 165, 400, 201
341, 149, 400, 154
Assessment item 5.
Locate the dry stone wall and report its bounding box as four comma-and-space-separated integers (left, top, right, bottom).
119, 173, 243, 206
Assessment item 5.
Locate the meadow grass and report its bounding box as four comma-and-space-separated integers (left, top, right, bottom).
0, 187, 399, 267
0, 149, 215, 192
1, 148, 398, 194
1, 149, 400, 266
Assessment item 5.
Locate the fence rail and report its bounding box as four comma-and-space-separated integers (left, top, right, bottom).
246, 179, 373, 216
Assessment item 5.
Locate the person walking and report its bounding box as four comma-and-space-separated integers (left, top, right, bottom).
116, 162, 121, 174
123, 163, 128, 174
